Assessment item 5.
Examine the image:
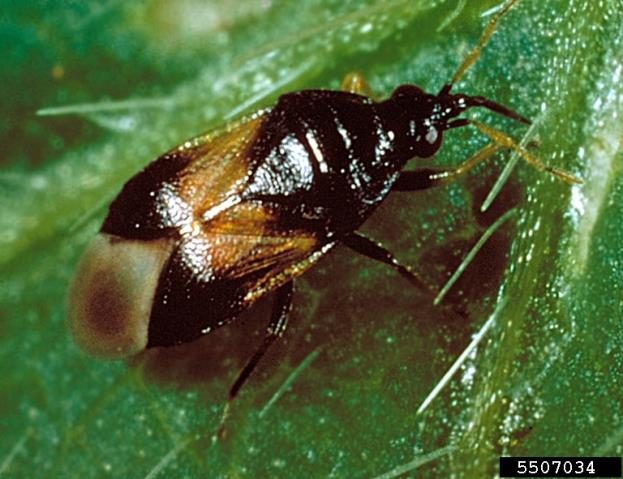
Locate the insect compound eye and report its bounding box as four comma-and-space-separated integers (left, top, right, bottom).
425, 127, 439, 145
67, 233, 175, 358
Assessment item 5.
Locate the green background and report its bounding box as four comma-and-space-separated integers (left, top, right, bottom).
1, 0, 621, 477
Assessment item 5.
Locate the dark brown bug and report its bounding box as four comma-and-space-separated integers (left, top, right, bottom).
68, 0, 579, 431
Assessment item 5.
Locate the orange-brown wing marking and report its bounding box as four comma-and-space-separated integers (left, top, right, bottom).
148, 180, 334, 347
101, 111, 269, 240
148, 204, 332, 347
173, 112, 268, 215
200, 200, 326, 299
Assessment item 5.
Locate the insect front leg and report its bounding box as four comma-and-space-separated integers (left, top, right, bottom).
392, 142, 502, 191
470, 120, 581, 184
340, 71, 374, 97
394, 120, 581, 191
342, 232, 435, 294
216, 281, 294, 439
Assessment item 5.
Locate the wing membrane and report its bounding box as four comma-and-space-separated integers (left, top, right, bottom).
148, 222, 332, 347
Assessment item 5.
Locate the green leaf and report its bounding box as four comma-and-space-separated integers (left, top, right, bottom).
1, 0, 621, 477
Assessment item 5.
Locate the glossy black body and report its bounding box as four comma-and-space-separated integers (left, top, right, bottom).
101, 86, 479, 348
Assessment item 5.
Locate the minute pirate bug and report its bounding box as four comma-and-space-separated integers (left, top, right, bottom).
68, 0, 580, 434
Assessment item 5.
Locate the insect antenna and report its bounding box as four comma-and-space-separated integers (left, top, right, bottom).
459, 94, 531, 125
438, 0, 520, 96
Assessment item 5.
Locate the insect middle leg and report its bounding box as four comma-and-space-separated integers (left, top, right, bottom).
217, 281, 293, 438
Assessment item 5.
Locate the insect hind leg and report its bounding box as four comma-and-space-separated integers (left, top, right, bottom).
342, 232, 436, 295
216, 281, 294, 440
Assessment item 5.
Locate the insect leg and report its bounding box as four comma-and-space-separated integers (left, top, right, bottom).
393, 142, 502, 191
342, 232, 435, 294
470, 120, 582, 184
217, 281, 294, 439
395, 120, 582, 191
231, 281, 293, 399
340, 71, 374, 97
